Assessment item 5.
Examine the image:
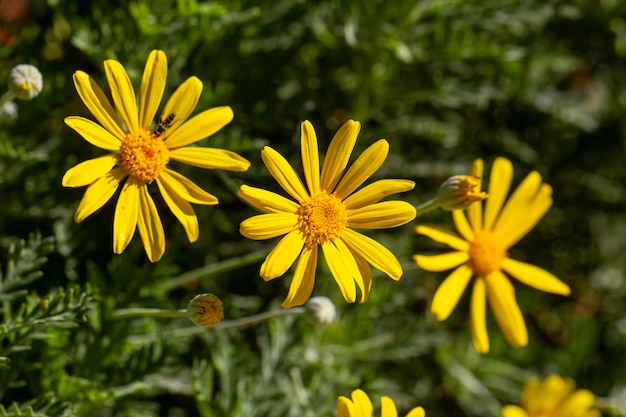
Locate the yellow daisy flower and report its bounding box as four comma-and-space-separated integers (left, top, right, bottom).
502, 374, 600, 417
414, 157, 570, 353
338, 389, 425, 417
239, 120, 416, 307
62, 50, 250, 262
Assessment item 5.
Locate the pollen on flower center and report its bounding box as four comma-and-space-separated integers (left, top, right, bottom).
297, 192, 347, 248
468, 230, 508, 276
119, 130, 170, 183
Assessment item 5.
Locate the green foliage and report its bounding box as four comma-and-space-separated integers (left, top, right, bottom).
1, 0, 626, 415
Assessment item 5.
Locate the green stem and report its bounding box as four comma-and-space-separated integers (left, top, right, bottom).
0, 91, 15, 109
415, 198, 440, 217
215, 307, 305, 330
111, 308, 188, 319
124, 307, 306, 345
149, 249, 269, 294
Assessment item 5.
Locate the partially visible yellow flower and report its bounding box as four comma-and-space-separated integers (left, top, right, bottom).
239, 120, 416, 307
437, 175, 488, 211
414, 157, 570, 353
187, 293, 224, 327
338, 389, 425, 417
503, 375, 600, 417
63, 50, 250, 262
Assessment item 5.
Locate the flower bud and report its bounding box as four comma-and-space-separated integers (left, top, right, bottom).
305, 296, 336, 325
187, 293, 224, 327
437, 175, 488, 211
0, 100, 18, 124
8, 64, 43, 100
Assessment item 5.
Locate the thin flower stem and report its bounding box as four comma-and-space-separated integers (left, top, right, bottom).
215, 307, 305, 330
415, 198, 440, 217
150, 249, 269, 294
124, 307, 306, 345
111, 308, 188, 319
0, 91, 15, 108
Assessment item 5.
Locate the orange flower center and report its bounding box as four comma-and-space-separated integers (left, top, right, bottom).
468, 230, 507, 276
119, 130, 170, 183
297, 192, 347, 248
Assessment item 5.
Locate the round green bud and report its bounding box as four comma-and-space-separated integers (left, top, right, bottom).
187, 293, 224, 327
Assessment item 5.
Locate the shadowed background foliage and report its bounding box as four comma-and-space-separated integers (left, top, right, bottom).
1, 0, 626, 416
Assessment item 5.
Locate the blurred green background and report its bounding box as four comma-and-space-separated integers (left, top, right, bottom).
1, 0, 626, 416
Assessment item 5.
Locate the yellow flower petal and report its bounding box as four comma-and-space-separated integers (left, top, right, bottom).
381, 396, 398, 417
467, 158, 484, 231
239, 213, 298, 240
281, 246, 317, 308
495, 171, 542, 231
137, 184, 165, 262
103, 59, 139, 133
502, 405, 529, 417
301, 120, 320, 195
406, 407, 426, 417
352, 250, 372, 303
260, 230, 304, 280
343, 179, 415, 210
351, 389, 373, 416
64, 116, 122, 151
471, 278, 489, 353
159, 76, 203, 139
431, 263, 473, 321
72, 71, 125, 139
341, 228, 402, 280
558, 389, 595, 417
159, 168, 218, 205
321, 240, 357, 303
496, 183, 552, 249
502, 258, 570, 295
156, 176, 199, 242
347, 201, 416, 229
74, 168, 127, 223
414, 252, 469, 272
334, 139, 389, 200
335, 237, 365, 301
165, 106, 233, 149
485, 271, 528, 348
138, 50, 167, 130
415, 225, 470, 252
261, 146, 309, 202
484, 157, 513, 230
113, 177, 141, 255
337, 397, 357, 417
531, 375, 574, 414
320, 120, 360, 192
169, 147, 250, 172
452, 209, 475, 242
238, 185, 299, 214
62, 154, 119, 187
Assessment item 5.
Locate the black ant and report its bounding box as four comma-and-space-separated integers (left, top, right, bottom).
152, 113, 175, 137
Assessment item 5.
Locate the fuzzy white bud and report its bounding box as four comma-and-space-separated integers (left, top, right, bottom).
8, 64, 43, 100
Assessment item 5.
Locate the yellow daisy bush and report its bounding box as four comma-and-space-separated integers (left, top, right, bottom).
63, 50, 250, 262
239, 120, 416, 307
502, 374, 600, 417
338, 389, 425, 417
414, 157, 570, 353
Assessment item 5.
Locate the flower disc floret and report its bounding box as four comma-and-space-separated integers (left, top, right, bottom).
469, 230, 507, 276
119, 130, 170, 183
298, 192, 347, 248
